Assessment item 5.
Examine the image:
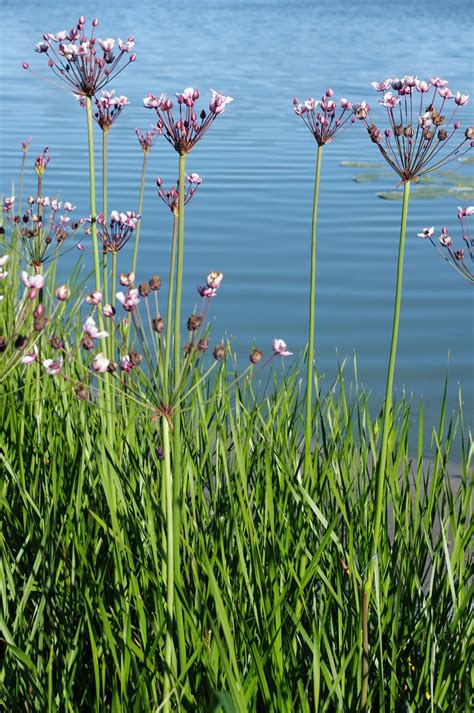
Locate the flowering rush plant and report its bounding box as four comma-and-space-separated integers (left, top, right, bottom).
354, 76, 473, 182
418, 207, 474, 282
26, 16, 136, 96
143, 87, 233, 154
94, 210, 140, 254
77, 90, 129, 131
293, 88, 354, 145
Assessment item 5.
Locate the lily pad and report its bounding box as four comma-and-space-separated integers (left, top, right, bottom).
353, 172, 391, 183
340, 160, 384, 168
378, 185, 453, 200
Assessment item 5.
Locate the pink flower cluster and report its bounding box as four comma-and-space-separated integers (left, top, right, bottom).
157, 173, 202, 213
27, 16, 136, 97
418, 207, 474, 282
356, 76, 473, 181
143, 88, 233, 154
293, 89, 355, 145
96, 210, 139, 253
135, 126, 158, 153
78, 90, 129, 131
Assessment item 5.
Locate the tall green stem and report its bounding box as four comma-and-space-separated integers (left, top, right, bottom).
102, 130, 109, 306
162, 416, 176, 712
18, 152, 26, 218
173, 154, 187, 383
172, 153, 187, 678
361, 180, 410, 709
85, 97, 102, 296
131, 151, 149, 276
304, 145, 323, 478
164, 214, 178, 394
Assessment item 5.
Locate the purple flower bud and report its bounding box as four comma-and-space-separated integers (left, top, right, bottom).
325, 88, 334, 97
92, 18, 99, 27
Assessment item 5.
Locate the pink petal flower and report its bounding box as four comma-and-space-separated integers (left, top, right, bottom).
417, 226, 435, 239
55, 284, 71, 301
22, 345, 39, 365
43, 356, 63, 375
272, 338, 293, 357
455, 91, 469, 106
206, 271, 224, 289
83, 316, 109, 339
21, 271, 45, 289
371, 79, 392, 92
91, 352, 110, 373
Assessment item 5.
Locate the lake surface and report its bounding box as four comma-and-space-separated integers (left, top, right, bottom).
1, 0, 473, 445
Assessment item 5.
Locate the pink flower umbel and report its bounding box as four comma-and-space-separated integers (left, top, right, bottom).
157, 173, 202, 214
26, 17, 136, 97
10, 196, 83, 269
96, 210, 139, 253
272, 338, 293, 357
135, 126, 158, 153
293, 89, 355, 145
3, 196, 15, 213
143, 88, 233, 155
356, 76, 473, 181
419, 207, 474, 282
79, 89, 129, 131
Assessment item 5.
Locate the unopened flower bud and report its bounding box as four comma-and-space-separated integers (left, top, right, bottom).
464, 127, 474, 139
103, 303, 115, 318
120, 271, 135, 287
152, 317, 165, 333
149, 274, 161, 290
156, 446, 164, 460
138, 281, 151, 297
55, 284, 71, 301
403, 125, 413, 138
250, 348, 263, 364
33, 304, 44, 318
187, 314, 203, 331
213, 344, 226, 361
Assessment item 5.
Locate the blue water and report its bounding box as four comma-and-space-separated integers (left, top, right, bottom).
1, 0, 473, 441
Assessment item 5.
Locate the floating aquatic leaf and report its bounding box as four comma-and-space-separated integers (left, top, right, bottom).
341, 160, 384, 168
353, 172, 391, 183
378, 185, 454, 201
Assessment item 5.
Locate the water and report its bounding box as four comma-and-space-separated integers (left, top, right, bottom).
1, 0, 473, 444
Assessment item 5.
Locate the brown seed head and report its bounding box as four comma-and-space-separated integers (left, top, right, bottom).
152, 317, 165, 333
0, 336, 8, 352
187, 314, 203, 331
149, 275, 161, 291
250, 348, 263, 364
34, 316, 48, 331
403, 125, 413, 138
184, 342, 197, 354
50, 336, 65, 350
213, 343, 226, 361
129, 351, 142, 367
394, 124, 403, 137
107, 361, 118, 373
75, 383, 89, 400
138, 282, 151, 297
81, 336, 94, 351
15, 335, 28, 350
197, 337, 209, 353
438, 129, 448, 141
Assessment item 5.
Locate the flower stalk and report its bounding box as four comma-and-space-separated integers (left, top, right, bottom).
131, 150, 148, 276
304, 145, 323, 478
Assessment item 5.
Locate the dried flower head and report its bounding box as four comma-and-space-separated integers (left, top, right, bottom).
144, 88, 233, 155
356, 76, 472, 181
293, 89, 355, 145
27, 17, 136, 97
